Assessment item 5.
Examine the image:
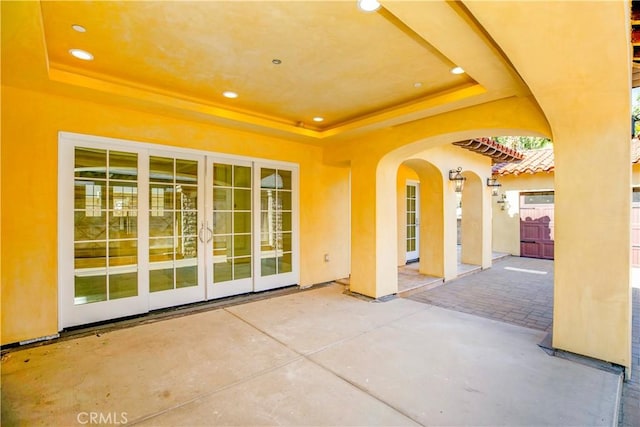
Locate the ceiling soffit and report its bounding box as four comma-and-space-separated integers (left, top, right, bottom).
36, 1, 528, 141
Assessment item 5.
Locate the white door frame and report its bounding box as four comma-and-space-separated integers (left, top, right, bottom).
405, 180, 420, 263
147, 149, 207, 310
253, 162, 300, 292
58, 131, 299, 330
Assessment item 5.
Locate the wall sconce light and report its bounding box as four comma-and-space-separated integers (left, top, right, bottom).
448, 167, 466, 193
486, 177, 502, 196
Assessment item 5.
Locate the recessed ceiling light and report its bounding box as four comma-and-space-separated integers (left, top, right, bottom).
358, 0, 381, 12
72, 24, 86, 33
414, 82, 423, 88
69, 49, 93, 61
312, 117, 324, 122
272, 59, 282, 65
223, 91, 238, 99
451, 66, 465, 75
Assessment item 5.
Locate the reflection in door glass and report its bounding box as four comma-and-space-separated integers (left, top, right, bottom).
149, 156, 199, 292
212, 164, 252, 283
73, 148, 139, 304
406, 184, 417, 253
260, 168, 293, 276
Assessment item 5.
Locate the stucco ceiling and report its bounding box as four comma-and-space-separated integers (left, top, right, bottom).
16, 1, 531, 142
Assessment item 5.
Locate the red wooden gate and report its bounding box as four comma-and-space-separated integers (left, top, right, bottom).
520, 192, 554, 260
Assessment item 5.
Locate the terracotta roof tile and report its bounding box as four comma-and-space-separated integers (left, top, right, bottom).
453, 138, 524, 162
492, 148, 554, 176
493, 139, 640, 176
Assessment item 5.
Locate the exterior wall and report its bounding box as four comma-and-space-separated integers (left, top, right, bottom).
491, 172, 554, 256
0, 85, 351, 345
494, 162, 640, 257
396, 145, 492, 277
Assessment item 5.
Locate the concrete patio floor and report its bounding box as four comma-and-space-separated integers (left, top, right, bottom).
1, 278, 622, 426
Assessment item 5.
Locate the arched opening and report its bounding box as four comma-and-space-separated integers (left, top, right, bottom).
346, 121, 550, 299
371, 132, 520, 297
396, 159, 447, 292
459, 171, 486, 274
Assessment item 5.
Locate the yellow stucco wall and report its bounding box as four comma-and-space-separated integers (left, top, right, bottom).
1, 0, 632, 372
396, 145, 493, 278
0, 85, 351, 344
466, 0, 631, 368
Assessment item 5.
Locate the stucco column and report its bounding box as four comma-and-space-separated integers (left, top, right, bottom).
443, 180, 459, 281
349, 156, 398, 298
553, 131, 631, 368
461, 173, 489, 267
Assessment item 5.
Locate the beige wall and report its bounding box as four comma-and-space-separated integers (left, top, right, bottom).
491, 172, 554, 255
0, 86, 351, 344
493, 163, 640, 256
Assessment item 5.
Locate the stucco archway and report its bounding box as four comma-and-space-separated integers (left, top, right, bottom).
459, 170, 489, 270
353, 127, 545, 299
397, 159, 449, 279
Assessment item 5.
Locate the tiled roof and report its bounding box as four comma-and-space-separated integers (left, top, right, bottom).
492, 148, 554, 176
453, 137, 524, 163
493, 139, 640, 176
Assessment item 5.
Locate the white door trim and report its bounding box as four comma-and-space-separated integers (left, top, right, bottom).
405, 180, 420, 263
58, 131, 300, 330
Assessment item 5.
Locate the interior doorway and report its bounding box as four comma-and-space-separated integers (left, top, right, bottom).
405, 181, 420, 263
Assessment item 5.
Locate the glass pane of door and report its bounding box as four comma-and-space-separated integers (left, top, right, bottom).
253, 165, 297, 292
61, 135, 208, 328
406, 183, 419, 262
259, 168, 293, 276
149, 156, 199, 292
73, 148, 139, 305
209, 161, 253, 298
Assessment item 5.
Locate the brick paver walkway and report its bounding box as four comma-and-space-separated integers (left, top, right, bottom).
405, 256, 554, 331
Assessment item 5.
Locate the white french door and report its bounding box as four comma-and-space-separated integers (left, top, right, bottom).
205, 160, 300, 298
59, 140, 149, 327
406, 182, 420, 263
59, 133, 298, 329
147, 151, 206, 310
254, 164, 298, 291
206, 159, 254, 299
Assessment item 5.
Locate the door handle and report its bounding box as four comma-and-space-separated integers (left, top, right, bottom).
199, 221, 214, 243
198, 222, 206, 243
206, 222, 213, 243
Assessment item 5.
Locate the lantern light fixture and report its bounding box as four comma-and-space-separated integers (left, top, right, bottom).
448, 167, 466, 193
486, 177, 502, 196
